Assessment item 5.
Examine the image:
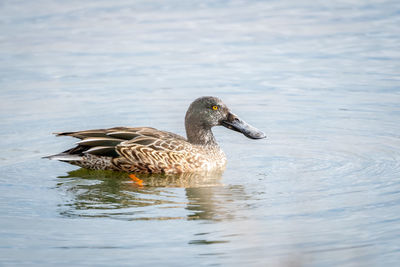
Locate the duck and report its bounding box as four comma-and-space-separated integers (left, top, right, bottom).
46, 96, 266, 174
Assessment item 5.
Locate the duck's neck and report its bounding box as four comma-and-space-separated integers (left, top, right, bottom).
185, 122, 218, 146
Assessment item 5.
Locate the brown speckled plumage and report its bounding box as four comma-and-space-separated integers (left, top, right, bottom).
46, 96, 266, 174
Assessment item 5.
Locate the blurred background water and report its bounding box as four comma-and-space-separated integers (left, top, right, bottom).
1, 0, 400, 266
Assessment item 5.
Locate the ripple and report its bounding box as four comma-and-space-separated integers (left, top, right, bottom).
269, 133, 400, 183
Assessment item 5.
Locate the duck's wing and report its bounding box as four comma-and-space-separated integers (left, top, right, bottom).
55, 127, 185, 141
49, 127, 200, 173
49, 127, 188, 162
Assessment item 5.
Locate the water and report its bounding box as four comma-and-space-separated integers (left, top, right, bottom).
1, 0, 400, 265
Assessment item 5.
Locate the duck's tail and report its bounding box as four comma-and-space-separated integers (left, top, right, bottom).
43, 153, 83, 162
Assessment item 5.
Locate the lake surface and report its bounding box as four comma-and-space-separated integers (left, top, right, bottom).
1, 0, 400, 266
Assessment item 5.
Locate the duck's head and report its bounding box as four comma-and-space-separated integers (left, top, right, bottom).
185, 96, 266, 143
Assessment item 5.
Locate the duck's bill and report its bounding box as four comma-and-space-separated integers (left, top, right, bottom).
221, 114, 266, 139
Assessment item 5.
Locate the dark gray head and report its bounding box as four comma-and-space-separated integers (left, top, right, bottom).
185, 96, 266, 145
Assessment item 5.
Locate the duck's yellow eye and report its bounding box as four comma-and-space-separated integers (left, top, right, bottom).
212, 105, 218, 110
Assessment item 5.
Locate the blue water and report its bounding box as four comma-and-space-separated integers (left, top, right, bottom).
1, 0, 400, 266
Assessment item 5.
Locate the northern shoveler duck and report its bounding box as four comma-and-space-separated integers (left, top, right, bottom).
46, 96, 266, 173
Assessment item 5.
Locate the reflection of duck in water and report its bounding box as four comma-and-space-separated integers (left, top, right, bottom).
46, 96, 265, 173
59, 168, 224, 188
58, 168, 245, 221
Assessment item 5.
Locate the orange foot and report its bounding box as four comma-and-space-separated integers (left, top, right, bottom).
129, 174, 144, 187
